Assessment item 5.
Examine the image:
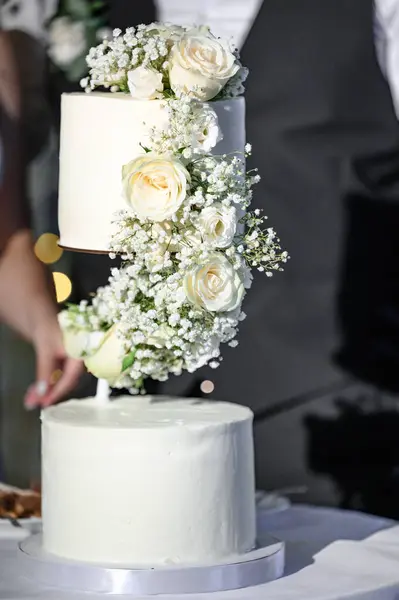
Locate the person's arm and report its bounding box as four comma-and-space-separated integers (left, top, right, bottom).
375, 0, 399, 117
0, 32, 30, 249
0, 32, 82, 408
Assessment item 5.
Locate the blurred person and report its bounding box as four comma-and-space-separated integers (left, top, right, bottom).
375, 0, 399, 117
29, 1, 399, 406
335, 0, 399, 392
0, 30, 82, 409
128, 3, 393, 392
15, 0, 399, 501
110, 3, 399, 406
0, 0, 57, 41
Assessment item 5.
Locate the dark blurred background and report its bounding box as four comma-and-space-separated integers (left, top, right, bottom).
2, 0, 399, 520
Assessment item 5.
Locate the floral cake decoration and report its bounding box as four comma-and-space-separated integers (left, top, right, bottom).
60, 25, 288, 392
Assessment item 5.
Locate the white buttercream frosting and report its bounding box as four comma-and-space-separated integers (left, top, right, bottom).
41, 396, 256, 566
58, 93, 246, 252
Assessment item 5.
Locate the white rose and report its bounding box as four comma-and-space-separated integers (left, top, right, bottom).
184, 253, 245, 312
84, 325, 128, 385
58, 312, 106, 359
61, 327, 87, 360
169, 31, 240, 101
48, 17, 87, 67
62, 329, 106, 360
122, 154, 190, 221
127, 66, 164, 100
198, 204, 237, 248
192, 105, 222, 152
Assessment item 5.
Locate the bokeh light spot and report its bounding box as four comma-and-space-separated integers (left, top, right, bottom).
200, 380, 215, 394
34, 233, 63, 264
53, 272, 72, 303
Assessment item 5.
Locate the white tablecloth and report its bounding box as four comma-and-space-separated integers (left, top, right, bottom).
1, 505, 399, 600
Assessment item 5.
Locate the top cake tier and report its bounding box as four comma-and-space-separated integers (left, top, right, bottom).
58, 93, 246, 253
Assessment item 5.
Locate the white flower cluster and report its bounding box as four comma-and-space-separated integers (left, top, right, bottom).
60, 95, 288, 392
81, 23, 247, 101
47, 0, 109, 82
48, 17, 87, 69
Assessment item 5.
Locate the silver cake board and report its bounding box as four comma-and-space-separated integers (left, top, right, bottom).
18, 533, 285, 595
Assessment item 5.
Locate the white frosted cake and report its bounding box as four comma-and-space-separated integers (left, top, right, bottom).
50, 22, 287, 575
41, 397, 256, 566
58, 94, 245, 252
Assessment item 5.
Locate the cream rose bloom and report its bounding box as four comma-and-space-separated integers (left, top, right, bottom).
62, 329, 106, 360
58, 312, 106, 359
198, 204, 237, 248
169, 31, 240, 101
184, 253, 245, 312
128, 66, 164, 100
122, 154, 190, 221
84, 325, 127, 385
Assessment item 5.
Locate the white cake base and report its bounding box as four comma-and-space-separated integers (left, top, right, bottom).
18, 533, 284, 595
42, 397, 256, 566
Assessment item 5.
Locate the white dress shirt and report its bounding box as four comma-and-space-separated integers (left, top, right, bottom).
155, 0, 263, 49
375, 0, 399, 117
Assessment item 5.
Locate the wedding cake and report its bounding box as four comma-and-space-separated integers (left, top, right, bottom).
42, 396, 255, 565
45, 24, 288, 570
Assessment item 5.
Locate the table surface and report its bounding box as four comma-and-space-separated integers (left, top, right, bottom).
1, 504, 399, 600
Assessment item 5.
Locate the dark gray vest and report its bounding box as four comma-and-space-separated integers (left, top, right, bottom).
160, 1, 399, 406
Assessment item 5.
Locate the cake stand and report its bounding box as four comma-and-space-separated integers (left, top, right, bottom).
18, 531, 284, 595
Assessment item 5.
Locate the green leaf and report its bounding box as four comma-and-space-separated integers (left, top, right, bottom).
122, 350, 137, 373
65, 0, 90, 19
86, 16, 107, 30
91, 0, 106, 10
162, 88, 175, 99
139, 143, 151, 154
118, 82, 130, 94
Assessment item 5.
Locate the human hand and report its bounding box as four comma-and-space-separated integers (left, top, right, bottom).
24, 321, 83, 410
0, 231, 83, 409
